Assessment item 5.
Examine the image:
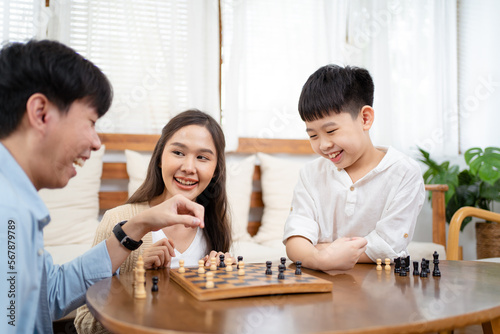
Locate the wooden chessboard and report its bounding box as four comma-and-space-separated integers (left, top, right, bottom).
170, 263, 333, 301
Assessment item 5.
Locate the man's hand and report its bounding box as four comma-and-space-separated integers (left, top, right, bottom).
142, 238, 175, 269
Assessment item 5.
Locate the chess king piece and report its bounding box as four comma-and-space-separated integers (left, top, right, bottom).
134, 256, 147, 299
432, 251, 441, 277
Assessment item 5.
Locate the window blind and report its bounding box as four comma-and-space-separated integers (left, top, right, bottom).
52, 0, 219, 134
0, 0, 38, 44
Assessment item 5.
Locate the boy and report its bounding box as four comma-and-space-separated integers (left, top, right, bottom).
284, 65, 425, 271
0, 40, 204, 333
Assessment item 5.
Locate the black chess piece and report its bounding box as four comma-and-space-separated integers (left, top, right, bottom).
426, 259, 431, 273
399, 258, 407, 276
265, 261, 272, 275
432, 251, 441, 277
237, 256, 243, 269
413, 261, 419, 276
278, 264, 285, 280
219, 254, 226, 268
405, 256, 411, 272
281, 257, 287, 270
151, 276, 158, 292
394, 257, 401, 274
420, 259, 428, 278
295, 261, 302, 275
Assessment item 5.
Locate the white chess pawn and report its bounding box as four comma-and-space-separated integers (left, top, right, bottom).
178, 259, 185, 274
384, 258, 391, 271
198, 259, 205, 274
206, 271, 214, 289
376, 258, 382, 271
225, 257, 233, 272
238, 261, 245, 276
210, 257, 217, 271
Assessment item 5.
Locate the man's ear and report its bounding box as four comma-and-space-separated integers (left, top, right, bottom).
359, 106, 374, 130
25, 93, 51, 133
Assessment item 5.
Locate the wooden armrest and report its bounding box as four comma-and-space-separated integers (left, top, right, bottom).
447, 207, 500, 260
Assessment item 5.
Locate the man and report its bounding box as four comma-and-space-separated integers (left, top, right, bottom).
0, 40, 204, 333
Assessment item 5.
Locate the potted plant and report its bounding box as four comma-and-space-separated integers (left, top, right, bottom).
418, 147, 500, 258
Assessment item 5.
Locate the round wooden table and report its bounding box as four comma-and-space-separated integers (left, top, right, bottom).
87, 261, 500, 333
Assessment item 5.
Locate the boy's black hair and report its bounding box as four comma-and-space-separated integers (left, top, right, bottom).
0, 40, 113, 139
298, 64, 374, 122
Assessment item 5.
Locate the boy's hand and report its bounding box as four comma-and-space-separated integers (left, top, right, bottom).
318, 237, 367, 270
142, 238, 176, 269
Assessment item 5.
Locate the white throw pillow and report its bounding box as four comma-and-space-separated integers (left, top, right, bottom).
226, 155, 256, 242
39, 146, 105, 246
125, 149, 152, 197
252, 153, 306, 244
125, 149, 256, 242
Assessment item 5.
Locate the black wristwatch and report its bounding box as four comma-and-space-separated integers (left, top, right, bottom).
113, 221, 143, 251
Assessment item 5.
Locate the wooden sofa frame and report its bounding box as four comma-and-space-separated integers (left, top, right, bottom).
98, 133, 449, 248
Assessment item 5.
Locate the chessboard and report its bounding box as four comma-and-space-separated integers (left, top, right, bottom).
170, 263, 333, 301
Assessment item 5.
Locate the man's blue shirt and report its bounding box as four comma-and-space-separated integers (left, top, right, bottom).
0, 143, 112, 333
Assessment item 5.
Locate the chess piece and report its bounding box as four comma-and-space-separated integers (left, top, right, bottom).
432, 251, 441, 277
376, 259, 382, 271
405, 256, 411, 272
278, 264, 285, 280
210, 257, 217, 271
399, 258, 407, 276
198, 259, 205, 274
426, 259, 431, 274
394, 257, 401, 274
219, 254, 226, 268
295, 261, 302, 275
413, 261, 419, 276
178, 259, 185, 274
281, 257, 287, 270
237, 256, 243, 269
384, 258, 391, 271
420, 259, 428, 278
134, 256, 147, 299
265, 261, 272, 275
238, 261, 245, 276
225, 257, 233, 272
151, 276, 159, 292
205, 271, 214, 289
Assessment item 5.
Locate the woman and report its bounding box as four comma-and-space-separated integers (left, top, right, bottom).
75, 109, 232, 333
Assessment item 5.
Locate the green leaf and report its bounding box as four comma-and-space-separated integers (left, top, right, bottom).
464, 147, 482, 165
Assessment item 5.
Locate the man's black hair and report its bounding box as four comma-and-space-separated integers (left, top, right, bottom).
0, 39, 113, 138
298, 64, 374, 122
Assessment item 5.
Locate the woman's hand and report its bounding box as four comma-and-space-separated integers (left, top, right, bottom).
203, 251, 233, 266
142, 238, 176, 269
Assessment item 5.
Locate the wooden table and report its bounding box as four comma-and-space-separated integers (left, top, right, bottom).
86, 261, 500, 334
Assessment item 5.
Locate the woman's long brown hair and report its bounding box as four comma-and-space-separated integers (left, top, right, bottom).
127, 109, 231, 253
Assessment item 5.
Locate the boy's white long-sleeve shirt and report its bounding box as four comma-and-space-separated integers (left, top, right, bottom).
283, 146, 425, 261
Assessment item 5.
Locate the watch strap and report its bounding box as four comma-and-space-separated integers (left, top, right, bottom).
113, 221, 143, 251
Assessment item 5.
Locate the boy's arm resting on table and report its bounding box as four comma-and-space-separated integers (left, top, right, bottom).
286, 236, 367, 271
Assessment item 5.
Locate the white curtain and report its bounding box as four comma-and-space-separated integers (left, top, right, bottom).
47, 0, 220, 134
221, 0, 350, 150
458, 0, 500, 152
222, 0, 458, 156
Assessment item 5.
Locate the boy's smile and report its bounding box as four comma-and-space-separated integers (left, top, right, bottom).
305, 107, 383, 182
